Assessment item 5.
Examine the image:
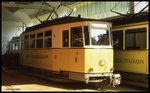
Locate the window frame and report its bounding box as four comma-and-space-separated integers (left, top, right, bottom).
83, 26, 90, 46
36, 32, 44, 48
125, 28, 147, 50
88, 22, 112, 48
112, 30, 123, 50
70, 26, 84, 48
24, 34, 29, 49
44, 30, 52, 48
112, 24, 148, 50
62, 30, 69, 48
30, 34, 36, 48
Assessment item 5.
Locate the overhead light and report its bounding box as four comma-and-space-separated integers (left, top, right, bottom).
91, 29, 107, 34
92, 23, 107, 28
73, 8, 77, 12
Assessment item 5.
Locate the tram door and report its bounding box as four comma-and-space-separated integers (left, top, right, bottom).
61, 28, 70, 71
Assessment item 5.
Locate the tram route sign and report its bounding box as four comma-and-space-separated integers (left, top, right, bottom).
115, 58, 144, 64
25, 54, 49, 59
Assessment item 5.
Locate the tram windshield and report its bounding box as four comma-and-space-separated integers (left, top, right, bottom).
91, 29, 109, 45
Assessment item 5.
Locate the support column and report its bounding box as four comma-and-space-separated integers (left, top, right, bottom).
129, 1, 134, 14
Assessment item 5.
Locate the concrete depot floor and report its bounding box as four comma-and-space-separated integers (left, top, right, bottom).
1, 70, 149, 92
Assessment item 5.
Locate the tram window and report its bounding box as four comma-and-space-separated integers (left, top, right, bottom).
63, 30, 69, 47
37, 32, 43, 37
30, 34, 35, 38
30, 40, 35, 48
84, 26, 90, 45
25, 35, 29, 38
125, 28, 146, 50
45, 30, 52, 36
37, 39, 43, 48
37, 32, 43, 48
45, 38, 52, 48
71, 26, 83, 47
24, 35, 29, 49
30, 34, 35, 48
91, 29, 109, 45
44, 30, 52, 48
112, 31, 123, 50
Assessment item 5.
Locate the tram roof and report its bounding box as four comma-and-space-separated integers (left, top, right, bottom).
23, 16, 108, 34
99, 12, 148, 26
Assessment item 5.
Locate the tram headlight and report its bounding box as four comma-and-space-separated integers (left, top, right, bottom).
100, 59, 106, 66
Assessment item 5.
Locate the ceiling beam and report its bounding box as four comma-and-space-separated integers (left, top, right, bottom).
2, 2, 51, 11
63, 1, 82, 7
2, 7, 21, 21
30, 10, 51, 19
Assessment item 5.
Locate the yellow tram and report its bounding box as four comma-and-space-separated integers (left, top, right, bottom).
110, 12, 149, 87
20, 16, 121, 87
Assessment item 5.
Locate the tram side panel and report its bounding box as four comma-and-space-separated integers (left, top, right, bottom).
21, 50, 53, 70
112, 22, 149, 75
20, 48, 114, 74
20, 49, 85, 73
60, 49, 85, 73
114, 50, 148, 74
